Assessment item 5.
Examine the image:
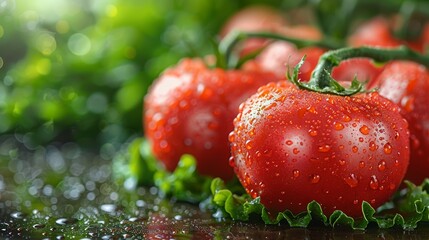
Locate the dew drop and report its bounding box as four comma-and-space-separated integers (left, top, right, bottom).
55, 218, 78, 226
359, 161, 365, 168
378, 160, 386, 171
310, 174, 320, 184
359, 125, 370, 135
353, 199, 359, 205
245, 140, 253, 150
293, 169, 300, 178
383, 143, 392, 154
308, 129, 318, 136
369, 141, 377, 151
229, 156, 235, 168
285, 140, 293, 145
293, 148, 300, 154
369, 175, 379, 190
370, 199, 376, 204
352, 146, 358, 153
342, 115, 351, 122
334, 122, 344, 130
318, 144, 331, 153
339, 159, 346, 166
344, 174, 358, 188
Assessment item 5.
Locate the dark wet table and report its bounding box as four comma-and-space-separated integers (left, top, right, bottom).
2, 136, 429, 239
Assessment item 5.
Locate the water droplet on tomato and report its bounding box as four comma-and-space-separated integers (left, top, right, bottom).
228, 132, 235, 142
285, 140, 293, 145
318, 145, 331, 152
369, 175, 379, 190
359, 137, 364, 142
352, 146, 358, 153
370, 199, 376, 204
359, 161, 365, 168
308, 129, 318, 136
369, 141, 377, 151
353, 199, 359, 205
339, 159, 346, 166
245, 140, 253, 150
293, 148, 300, 154
359, 125, 370, 135
344, 174, 358, 188
310, 174, 320, 184
293, 169, 300, 178
229, 156, 235, 167
378, 160, 386, 171
334, 122, 344, 130
383, 143, 392, 154
342, 115, 351, 122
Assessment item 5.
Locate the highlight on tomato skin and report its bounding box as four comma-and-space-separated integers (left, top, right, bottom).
143, 58, 280, 181
369, 61, 429, 185
229, 81, 410, 217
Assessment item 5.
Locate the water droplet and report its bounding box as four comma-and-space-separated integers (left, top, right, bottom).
309, 129, 318, 136
334, 122, 344, 130
339, 159, 346, 166
383, 143, 392, 154
229, 156, 235, 168
318, 145, 331, 153
378, 160, 386, 171
353, 199, 359, 205
285, 140, 293, 145
369, 175, 379, 190
292, 148, 300, 154
359, 125, 370, 135
55, 218, 78, 225
228, 132, 235, 142
33, 224, 45, 229
369, 141, 377, 151
359, 137, 364, 142
100, 204, 117, 213
344, 174, 358, 188
310, 174, 320, 184
352, 146, 358, 153
293, 169, 300, 178
342, 115, 351, 122
245, 140, 253, 150
359, 161, 365, 168
10, 212, 26, 219
370, 199, 376, 204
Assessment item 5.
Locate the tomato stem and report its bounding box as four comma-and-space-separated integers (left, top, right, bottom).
291, 46, 429, 96
218, 31, 343, 69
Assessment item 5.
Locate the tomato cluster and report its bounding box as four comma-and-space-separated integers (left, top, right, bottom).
144, 5, 429, 217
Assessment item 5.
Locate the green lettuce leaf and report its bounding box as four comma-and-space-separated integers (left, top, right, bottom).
210, 178, 429, 230
115, 137, 429, 229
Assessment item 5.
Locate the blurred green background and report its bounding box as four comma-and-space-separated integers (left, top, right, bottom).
0, 0, 293, 150
0, 0, 423, 151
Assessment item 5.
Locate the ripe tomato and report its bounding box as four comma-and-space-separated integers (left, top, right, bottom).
229, 81, 409, 217
332, 58, 383, 83
144, 58, 279, 180
255, 41, 325, 81
220, 5, 287, 56
368, 61, 429, 185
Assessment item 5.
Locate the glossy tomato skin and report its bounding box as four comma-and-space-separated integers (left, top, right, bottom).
369, 61, 429, 185
220, 5, 287, 56
144, 58, 279, 180
255, 41, 325, 81
230, 82, 410, 217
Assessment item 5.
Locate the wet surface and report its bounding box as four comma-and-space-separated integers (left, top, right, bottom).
2, 135, 429, 239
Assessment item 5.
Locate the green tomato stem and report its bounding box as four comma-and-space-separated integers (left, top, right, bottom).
218, 31, 344, 69
291, 46, 429, 96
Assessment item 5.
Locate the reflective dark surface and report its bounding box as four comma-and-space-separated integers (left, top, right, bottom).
2, 136, 429, 239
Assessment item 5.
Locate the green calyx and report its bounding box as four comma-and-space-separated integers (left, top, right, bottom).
290, 46, 429, 96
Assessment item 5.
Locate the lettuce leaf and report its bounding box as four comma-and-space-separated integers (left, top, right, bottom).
114, 137, 429, 229
211, 177, 429, 230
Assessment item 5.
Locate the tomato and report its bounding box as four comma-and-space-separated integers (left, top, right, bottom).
220, 5, 287, 56
368, 61, 429, 185
144, 58, 279, 180
255, 41, 325, 81
229, 81, 410, 217
332, 58, 383, 83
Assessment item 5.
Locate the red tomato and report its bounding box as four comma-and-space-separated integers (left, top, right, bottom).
369, 61, 429, 185
255, 41, 325, 81
144, 58, 279, 180
220, 5, 287, 56
332, 58, 383, 83
229, 81, 410, 217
